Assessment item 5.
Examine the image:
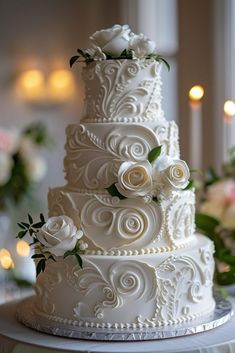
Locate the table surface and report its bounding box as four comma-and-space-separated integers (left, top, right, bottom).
1, 298, 235, 353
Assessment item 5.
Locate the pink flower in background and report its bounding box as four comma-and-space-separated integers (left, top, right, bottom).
200, 179, 235, 229
0, 128, 19, 154
225, 182, 235, 204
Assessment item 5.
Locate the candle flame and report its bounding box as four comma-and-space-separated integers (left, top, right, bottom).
224, 100, 235, 117
189, 85, 204, 101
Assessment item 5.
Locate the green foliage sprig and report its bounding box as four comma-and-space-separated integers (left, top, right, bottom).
70, 49, 170, 71
17, 213, 84, 277
196, 213, 235, 285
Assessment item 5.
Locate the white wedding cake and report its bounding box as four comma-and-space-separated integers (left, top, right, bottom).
18, 25, 215, 338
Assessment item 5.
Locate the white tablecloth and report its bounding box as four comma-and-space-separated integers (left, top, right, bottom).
0, 298, 235, 353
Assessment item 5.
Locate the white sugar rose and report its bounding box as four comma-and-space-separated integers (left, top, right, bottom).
37, 216, 83, 257
129, 33, 156, 59
153, 156, 190, 190
89, 24, 132, 57
0, 152, 12, 186
116, 161, 152, 200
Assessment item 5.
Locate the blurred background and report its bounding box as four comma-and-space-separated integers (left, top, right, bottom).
0, 0, 235, 300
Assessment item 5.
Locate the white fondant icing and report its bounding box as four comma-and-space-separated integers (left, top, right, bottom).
48, 187, 196, 253
82, 59, 164, 123
30, 52, 215, 335
32, 235, 215, 328
64, 122, 179, 190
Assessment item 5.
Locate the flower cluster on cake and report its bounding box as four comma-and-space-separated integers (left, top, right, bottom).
17, 25, 216, 340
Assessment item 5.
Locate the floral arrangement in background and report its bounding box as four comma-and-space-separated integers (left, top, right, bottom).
17, 214, 87, 276
70, 24, 170, 70
0, 122, 50, 210
196, 147, 235, 285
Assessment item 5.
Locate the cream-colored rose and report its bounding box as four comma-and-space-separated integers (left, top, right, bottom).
37, 216, 83, 257
89, 24, 132, 57
152, 156, 190, 190
116, 161, 152, 200
129, 34, 156, 59
0, 152, 12, 186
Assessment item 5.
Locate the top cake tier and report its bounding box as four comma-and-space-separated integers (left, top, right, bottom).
81, 59, 164, 123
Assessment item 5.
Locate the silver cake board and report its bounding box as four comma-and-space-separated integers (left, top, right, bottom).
16, 294, 233, 341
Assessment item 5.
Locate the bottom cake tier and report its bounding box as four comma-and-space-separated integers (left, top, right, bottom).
30, 234, 215, 329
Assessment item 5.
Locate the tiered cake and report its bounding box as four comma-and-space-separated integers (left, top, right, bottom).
19, 25, 215, 337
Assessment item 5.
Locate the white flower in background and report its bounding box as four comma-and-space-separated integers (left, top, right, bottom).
152, 156, 190, 191
116, 161, 153, 200
129, 33, 156, 59
0, 152, 12, 186
89, 24, 132, 57
0, 128, 19, 154
37, 215, 84, 257
25, 156, 47, 182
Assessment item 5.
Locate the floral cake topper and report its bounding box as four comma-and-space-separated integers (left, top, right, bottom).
70, 24, 170, 70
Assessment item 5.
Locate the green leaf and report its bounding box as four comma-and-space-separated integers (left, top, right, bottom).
21, 222, 29, 228
75, 254, 83, 269
31, 254, 45, 259
216, 267, 235, 286
36, 259, 46, 277
17, 223, 26, 230
205, 167, 220, 186
159, 57, 170, 71
106, 184, 126, 200
183, 179, 194, 190
28, 214, 33, 225
63, 249, 75, 258
219, 254, 235, 266
148, 145, 162, 163
48, 255, 56, 262
40, 213, 45, 223
69, 55, 79, 67
17, 230, 27, 239
195, 213, 219, 236
76, 49, 86, 57
33, 221, 44, 228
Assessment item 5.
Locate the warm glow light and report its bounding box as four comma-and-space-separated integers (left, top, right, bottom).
48, 70, 75, 101
189, 85, 204, 101
0, 256, 14, 269
224, 100, 235, 116
0, 249, 14, 270
16, 240, 30, 257
0, 248, 11, 259
16, 70, 45, 100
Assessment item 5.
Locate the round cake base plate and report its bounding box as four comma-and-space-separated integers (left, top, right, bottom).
17, 294, 233, 341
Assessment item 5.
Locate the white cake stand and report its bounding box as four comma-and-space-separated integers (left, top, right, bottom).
16, 292, 233, 341
1, 297, 235, 353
